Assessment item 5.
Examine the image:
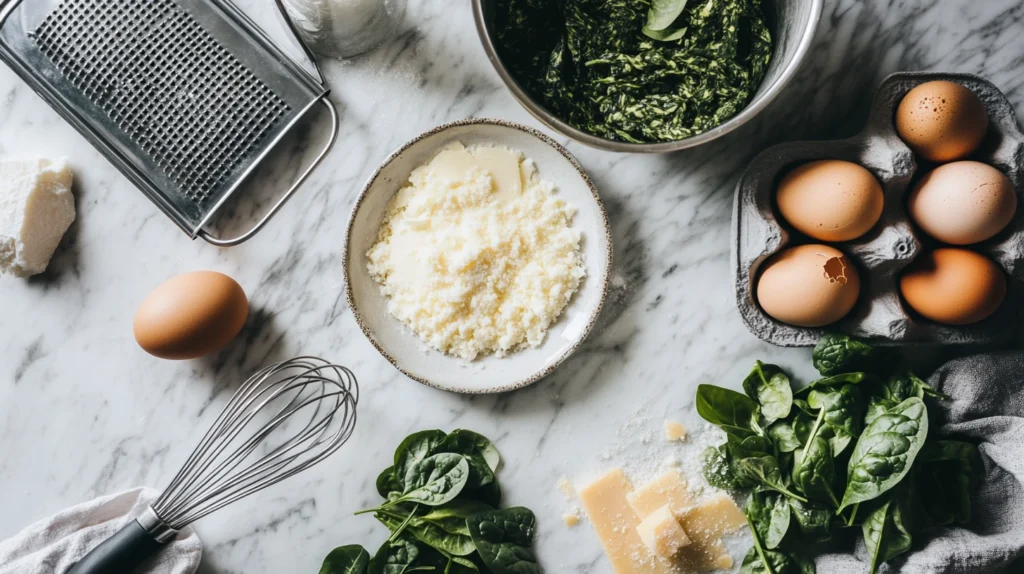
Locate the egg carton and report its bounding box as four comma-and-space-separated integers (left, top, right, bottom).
732, 71, 1024, 346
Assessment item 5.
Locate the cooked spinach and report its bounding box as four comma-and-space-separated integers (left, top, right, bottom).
696, 334, 981, 574
330, 429, 541, 573
493, 0, 773, 143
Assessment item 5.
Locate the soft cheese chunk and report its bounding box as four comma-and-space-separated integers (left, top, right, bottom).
637, 504, 691, 558
627, 470, 693, 519
579, 469, 674, 574
0, 158, 75, 277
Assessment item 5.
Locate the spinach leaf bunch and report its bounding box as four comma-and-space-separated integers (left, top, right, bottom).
696, 335, 982, 574
319, 429, 541, 574
493, 0, 772, 143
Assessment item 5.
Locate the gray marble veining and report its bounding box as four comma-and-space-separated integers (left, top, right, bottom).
1, 1, 1022, 573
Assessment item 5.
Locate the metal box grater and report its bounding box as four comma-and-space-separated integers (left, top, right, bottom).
0, 0, 339, 245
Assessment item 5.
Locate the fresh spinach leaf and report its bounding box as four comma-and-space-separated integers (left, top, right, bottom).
793, 436, 840, 508
840, 398, 929, 511
884, 369, 949, 402
746, 491, 790, 549
741, 510, 809, 574
765, 494, 791, 549
377, 466, 403, 498
467, 507, 540, 574
862, 496, 913, 574
807, 384, 863, 456
768, 420, 804, 453
696, 384, 760, 438
645, 0, 688, 30
732, 454, 807, 502
812, 334, 875, 376
394, 453, 470, 507
440, 430, 501, 472
916, 440, 982, 526
368, 537, 420, 574
702, 445, 744, 490
375, 509, 477, 557
797, 373, 868, 398
789, 499, 832, 536
743, 361, 794, 423
320, 545, 371, 574
394, 430, 448, 489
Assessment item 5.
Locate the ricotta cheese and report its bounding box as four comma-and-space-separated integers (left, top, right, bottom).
367, 142, 584, 360
0, 158, 75, 277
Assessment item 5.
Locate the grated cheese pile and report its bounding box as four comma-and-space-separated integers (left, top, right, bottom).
366, 142, 585, 360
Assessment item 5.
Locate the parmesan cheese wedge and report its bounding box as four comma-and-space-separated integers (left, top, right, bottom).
676, 494, 747, 571
579, 469, 674, 574
637, 504, 691, 558
627, 470, 693, 518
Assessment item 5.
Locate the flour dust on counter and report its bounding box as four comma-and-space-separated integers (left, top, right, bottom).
367, 141, 585, 361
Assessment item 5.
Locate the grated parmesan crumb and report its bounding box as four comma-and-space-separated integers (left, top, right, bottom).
366, 142, 584, 361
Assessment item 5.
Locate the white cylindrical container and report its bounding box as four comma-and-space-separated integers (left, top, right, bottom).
282, 0, 406, 59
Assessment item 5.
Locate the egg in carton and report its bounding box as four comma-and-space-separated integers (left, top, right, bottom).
732, 71, 1024, 346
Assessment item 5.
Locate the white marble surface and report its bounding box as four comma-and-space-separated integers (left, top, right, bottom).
1, 1, 1022, 573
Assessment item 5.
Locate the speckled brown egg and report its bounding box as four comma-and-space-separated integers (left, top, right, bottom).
134, 271, 248, 360
895, 81, 988, 162
756, 244, 861, 327
908, 161, 1017, 245
900, 248, 1005, 325
776, 160, 885, 242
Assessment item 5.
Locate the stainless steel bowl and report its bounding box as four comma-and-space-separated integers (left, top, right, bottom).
473, 0, 823, 153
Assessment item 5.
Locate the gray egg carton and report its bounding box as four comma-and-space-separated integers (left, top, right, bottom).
733, 72, 1024, 347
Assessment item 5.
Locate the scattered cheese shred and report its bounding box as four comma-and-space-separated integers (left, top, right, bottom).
664, 420, 688, 441
367, 142, 584, 360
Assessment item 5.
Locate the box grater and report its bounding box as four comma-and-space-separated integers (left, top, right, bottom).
0, 0, 339, 245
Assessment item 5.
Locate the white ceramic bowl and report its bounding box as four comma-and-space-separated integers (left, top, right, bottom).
344, 118, 612, 394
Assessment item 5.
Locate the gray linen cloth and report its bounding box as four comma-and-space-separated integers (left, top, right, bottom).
816, 351, 1024, 573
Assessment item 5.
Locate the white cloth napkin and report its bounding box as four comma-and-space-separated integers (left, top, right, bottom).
0, 488, 201, 574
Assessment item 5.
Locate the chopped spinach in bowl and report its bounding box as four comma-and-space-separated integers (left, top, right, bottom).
493, 0, 773, 144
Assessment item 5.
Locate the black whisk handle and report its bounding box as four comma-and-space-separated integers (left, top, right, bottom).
65, 519, 166, 574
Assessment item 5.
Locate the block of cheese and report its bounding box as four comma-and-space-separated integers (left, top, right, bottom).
627, 470, 693, 519
676, 494, 747, 571
578, 469, 674, 574
637, 504, 691, 558
0, 158, 75, 277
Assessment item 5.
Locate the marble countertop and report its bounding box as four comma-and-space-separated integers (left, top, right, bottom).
2, 1, 1022, 572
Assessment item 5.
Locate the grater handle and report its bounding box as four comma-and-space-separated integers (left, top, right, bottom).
272, 0, 326, 87
197, 96, 340, 246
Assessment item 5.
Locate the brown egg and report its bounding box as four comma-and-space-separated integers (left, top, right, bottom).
908, 161, 1017, 245
895, 80, 988, 162
756, 244, 861, 327
776, 160, 885, 242
134, 271, 248, 360
900, 248, 1005, 325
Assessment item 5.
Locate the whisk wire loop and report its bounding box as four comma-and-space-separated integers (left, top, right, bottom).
152, 357, 358, 530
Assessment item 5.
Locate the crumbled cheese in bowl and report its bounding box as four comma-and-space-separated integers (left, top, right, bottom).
366, 142, 585, 360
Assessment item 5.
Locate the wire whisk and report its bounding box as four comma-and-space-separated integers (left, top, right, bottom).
67, 356, 359, 574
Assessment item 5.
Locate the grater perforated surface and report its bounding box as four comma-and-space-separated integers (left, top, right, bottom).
30, 0, 292, 204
